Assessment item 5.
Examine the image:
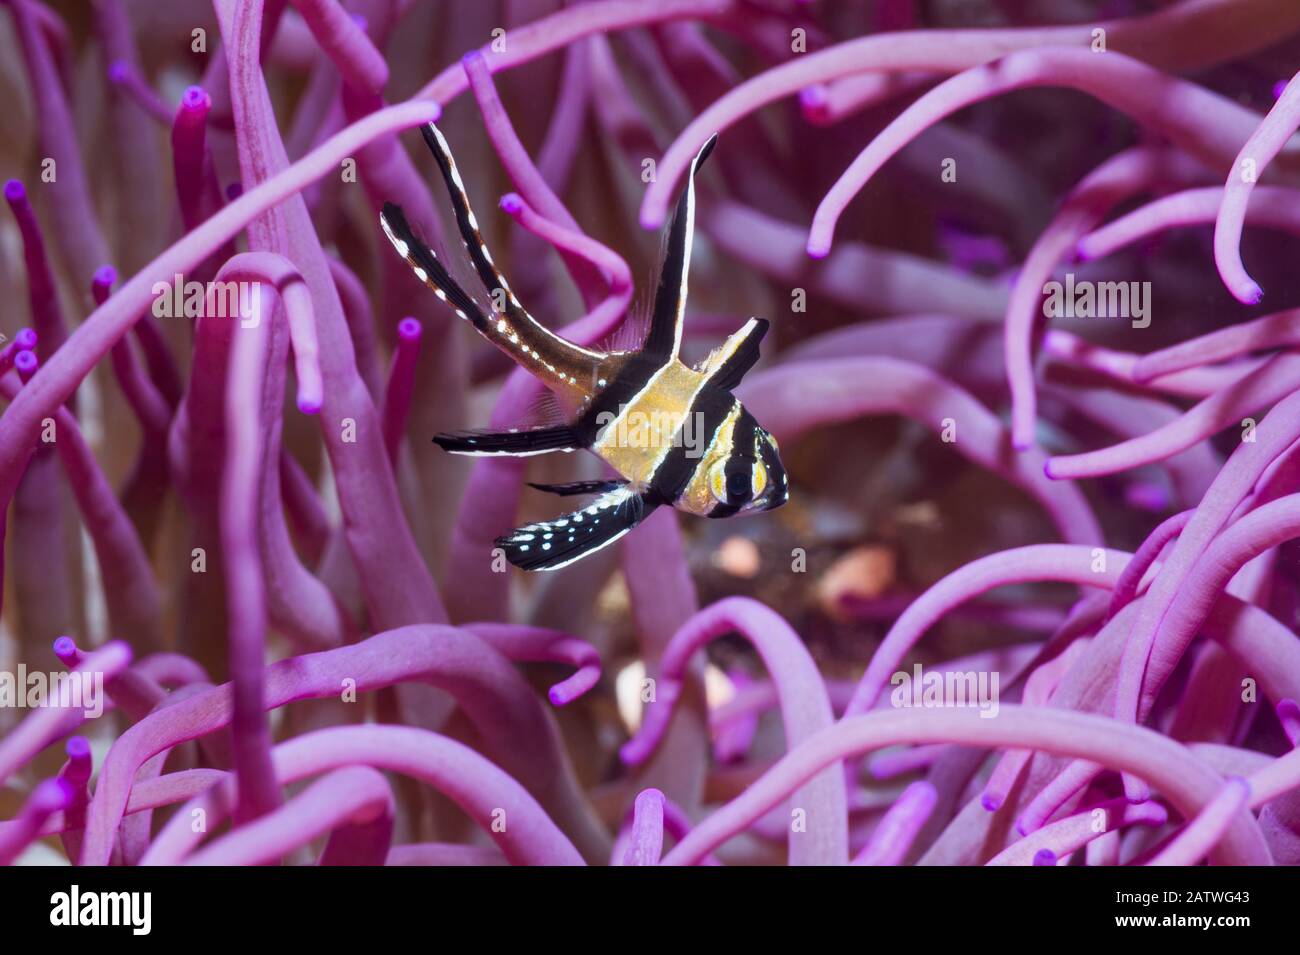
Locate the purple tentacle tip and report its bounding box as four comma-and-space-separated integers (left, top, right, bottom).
398, 317, 422, 341
65, 736, 92, 761
4, 178, 24, 201
107, 60, 128, 83
52, 636, 77, 663
15, 328, 38, 351
181, 85, 210, 110
500, 192, 524, 215
1032, 849, 1057, 867
799, 85, 829, 110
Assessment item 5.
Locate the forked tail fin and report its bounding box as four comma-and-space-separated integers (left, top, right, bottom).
414, 122, 606, 388
380, 202, 489, 332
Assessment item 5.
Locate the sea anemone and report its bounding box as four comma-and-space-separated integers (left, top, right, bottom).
2, 0, 1299, 868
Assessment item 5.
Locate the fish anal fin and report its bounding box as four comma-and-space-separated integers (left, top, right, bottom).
495, 487, 656, 571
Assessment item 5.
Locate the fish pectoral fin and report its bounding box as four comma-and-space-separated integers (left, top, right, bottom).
697, 317, 769, 392
433, 425, 582, 457
526, 479, 629, 497
495, 487, 657, 571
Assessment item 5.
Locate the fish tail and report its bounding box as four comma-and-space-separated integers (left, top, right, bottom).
416, 122, 605, 388
380, 201, 489, 332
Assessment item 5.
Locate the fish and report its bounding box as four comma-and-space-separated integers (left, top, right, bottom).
379, 122, 787, 571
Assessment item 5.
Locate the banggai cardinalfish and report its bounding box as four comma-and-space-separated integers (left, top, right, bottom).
380, 123, 786, 571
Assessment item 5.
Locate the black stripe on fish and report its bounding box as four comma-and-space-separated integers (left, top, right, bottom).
433, 425, 582, 456
648, 388, 739, 505
495, 485, 656, 571
702, 407, 757, 518
722, 408, 758, 511
572, 352, 669, 445
643, 133, 716, 360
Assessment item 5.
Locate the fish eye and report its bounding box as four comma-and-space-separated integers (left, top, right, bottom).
726, 469, 752, 502
710, 459, 755, 506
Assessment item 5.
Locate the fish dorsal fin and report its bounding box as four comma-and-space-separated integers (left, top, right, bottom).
642, 133, 718, 361
697, 317, 769, 392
